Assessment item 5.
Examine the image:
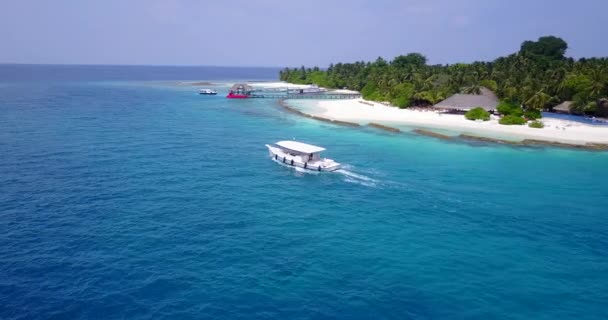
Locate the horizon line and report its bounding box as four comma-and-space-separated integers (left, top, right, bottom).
0, 62, 286, 69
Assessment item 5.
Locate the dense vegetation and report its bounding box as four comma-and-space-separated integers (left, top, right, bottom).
499, 115, 527, 125
495, 101, 541, 123
528, 120, 545, 128
496, 101, 523, 117
279, 36, 608, 116
465, 107, 491, 121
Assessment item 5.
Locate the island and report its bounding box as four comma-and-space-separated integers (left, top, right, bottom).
275, 36, 608, 148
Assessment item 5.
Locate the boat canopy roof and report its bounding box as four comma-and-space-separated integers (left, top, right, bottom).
276, 141, 325, 154
230, 83, 253, 91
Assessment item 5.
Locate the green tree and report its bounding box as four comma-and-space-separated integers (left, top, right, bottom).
279, 36, 608, 117
392, 53, 427, 68
299, 65, 307, 81
413, 90, 445, 105
480, 79, 498, 92
465, 107, 491, 121
462, 85, 482, 95
524, 109, 542, 120
499, 115, 527, 125
373, 57, 388, 68
520, 36, 568, 60
497, 101, 523, 116
525, 90, 552, 110
561, 74, 592, 101
389, 82, 415, 108
528, 120, 544, 128
361, 82, 385, 101
587, 67, 608, 99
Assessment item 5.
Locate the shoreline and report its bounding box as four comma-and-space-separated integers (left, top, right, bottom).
278, 99, 360, 127
277, 97, 608, 151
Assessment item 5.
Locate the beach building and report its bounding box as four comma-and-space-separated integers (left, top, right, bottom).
553, 101, 573, 114
227, 84, 254, 99
433, 87, 499, 113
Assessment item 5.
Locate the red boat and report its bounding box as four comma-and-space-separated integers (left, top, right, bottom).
227, 84, 253, 99
227, 92, 250, 99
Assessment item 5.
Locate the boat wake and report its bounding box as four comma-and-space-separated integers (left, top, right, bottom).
271, 159, 381, 187
335, 166, 378, 187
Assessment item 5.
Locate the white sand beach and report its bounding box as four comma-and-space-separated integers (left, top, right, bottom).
328, 89, 361, 94
287, 98, 608, 145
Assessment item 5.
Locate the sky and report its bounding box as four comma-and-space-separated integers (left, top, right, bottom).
0, 0, 606, 67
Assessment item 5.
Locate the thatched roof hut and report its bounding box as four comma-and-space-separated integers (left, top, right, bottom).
553, 101, 573, 114
433, 87, 499, 112
230, 84, 253, 93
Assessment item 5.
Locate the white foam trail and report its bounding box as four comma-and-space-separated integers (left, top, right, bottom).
270, 159, 381, 186
339, 164, 410, 189
335, 168, 378, 187
336, 169, 377, 183
342, 177, 377, 187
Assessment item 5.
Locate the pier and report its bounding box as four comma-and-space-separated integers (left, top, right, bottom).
227, 83, 361, 100
250, 93, 361, 99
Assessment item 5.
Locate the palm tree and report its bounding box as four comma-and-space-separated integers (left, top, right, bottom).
525, 90, 552, 110
414, 90, 445, 105
280, 41, 608, 116
503, 86, 519, 102
462, 85, 482, 95
377, 76, 389, 92
587, 68, 607, 99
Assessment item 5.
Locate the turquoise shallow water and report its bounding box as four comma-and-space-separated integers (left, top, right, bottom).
1, 66, 608, 319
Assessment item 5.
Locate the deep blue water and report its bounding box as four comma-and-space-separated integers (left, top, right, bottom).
0, 64, 280, 82
1, 65, 608, 320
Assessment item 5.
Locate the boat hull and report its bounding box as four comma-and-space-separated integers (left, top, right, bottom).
227, 93, 250, 99
265, 145, 341, 172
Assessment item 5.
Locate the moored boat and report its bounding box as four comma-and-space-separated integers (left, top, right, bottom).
199, 88, 217, 95
227, 83, 253, 99
265, 141, 341, 172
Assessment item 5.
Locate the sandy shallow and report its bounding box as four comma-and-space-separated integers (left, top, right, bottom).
286, 98, 608, 145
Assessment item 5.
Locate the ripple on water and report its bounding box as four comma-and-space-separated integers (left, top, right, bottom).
1, 78, 608, 320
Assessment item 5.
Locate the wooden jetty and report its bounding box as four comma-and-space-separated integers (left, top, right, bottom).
225, 83, 361, 100
250, 93, 361, 99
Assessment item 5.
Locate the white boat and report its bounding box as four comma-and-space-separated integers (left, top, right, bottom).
265, 141, 341, 172
199, 88, 217, 95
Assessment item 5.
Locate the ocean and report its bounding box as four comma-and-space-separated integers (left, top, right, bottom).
1, 64, 607, 320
